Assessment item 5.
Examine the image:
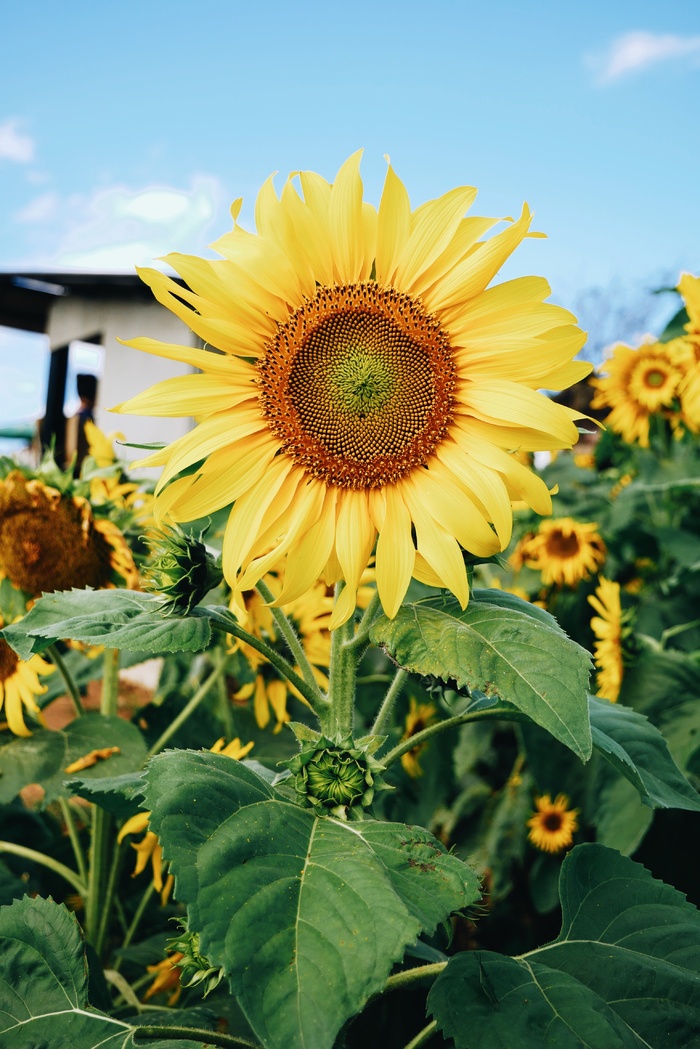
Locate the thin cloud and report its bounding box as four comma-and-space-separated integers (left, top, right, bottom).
586, 30, 700, 85
0, 118, 35, 163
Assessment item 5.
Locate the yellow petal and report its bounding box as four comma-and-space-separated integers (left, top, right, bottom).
115, 373, 257, 419
375, 484, 415, 618
329, 150, 368, 284
395, 185, 478, 292
165, 433, 278, 521
375, 161, 411, 284
402, 479, 470, 607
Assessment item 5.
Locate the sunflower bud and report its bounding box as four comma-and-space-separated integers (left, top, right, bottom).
143, 523, 223, 615
167, 923, 225, 998
284, 730, 388, 820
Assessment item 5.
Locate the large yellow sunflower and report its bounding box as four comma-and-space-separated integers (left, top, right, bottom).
116, 153, 589, 625
516, 517, 606, 588
0, 471, 138, 595
0, 615, 54, 736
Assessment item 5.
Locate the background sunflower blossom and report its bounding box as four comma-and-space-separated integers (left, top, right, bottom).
117, 153, 590, 625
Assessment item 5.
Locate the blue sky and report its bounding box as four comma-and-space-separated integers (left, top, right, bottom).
1, 0, 699, 424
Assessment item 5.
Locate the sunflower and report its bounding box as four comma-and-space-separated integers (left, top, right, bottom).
588, 576, 632, 703
118, 736, 254, 900
591, 339, 686, 447
678, 272, 700, 342
0, 615, 54, 736
0, 471, 138, 595
116, 154, 589, 626
516, 517, 606, 588
527, 793, 579, 853
400, 696, 438, 778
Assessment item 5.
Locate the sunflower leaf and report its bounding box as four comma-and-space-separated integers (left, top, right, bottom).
1, 587, 211, 658
0, 714, 147, 807
589, 694, 700, 812
0, 895, 199, 1047
428, 843, 700, 1048
371, 591, 592, 760
145, 749, 481, 1049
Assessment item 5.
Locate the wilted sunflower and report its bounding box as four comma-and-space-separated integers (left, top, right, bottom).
116, 153, 589, 625
0, 471, 138, 595
527, 793, 579, 853
588, 576, 632, 703
516, 517, 606, 588
0, 615, 54, 736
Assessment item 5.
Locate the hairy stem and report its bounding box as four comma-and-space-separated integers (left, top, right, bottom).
145, 661, 227, 761
95, 839, 126, 957
403, 1019, 438, 1049
382, 706, 529, 768
255, 577, 320, 694
384, 963, 447, 992
324, 582, 358, 736
371, 667, 408, 736
47, 643, 85, 718
134, 1026, 262, 1048
345, 589, 381, 651
101, 647, 120, 717
58, 796, 88, 885
0, 840, 86, 896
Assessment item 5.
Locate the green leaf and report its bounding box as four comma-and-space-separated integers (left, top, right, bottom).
66, 770, 146, 819
1, 588, 211, 658
0, 714, 147, 806
146, 749, 481, 1049
0, 895, 197, 1047
590, 695, 700, 811
429, 843, 700, 1048
371, 590, 592, 760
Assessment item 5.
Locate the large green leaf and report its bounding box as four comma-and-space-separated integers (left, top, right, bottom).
1, 588, 211, 658
371, 590, 592, 760
590, 695, 700, 811
146, 749, 481, 1049
620, 648, 700, 772
428, 843, 700, 1048
0, 714, 147, 806
0, 895, 199, 1047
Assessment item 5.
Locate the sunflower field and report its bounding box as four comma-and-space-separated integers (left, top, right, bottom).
1, 156, 700, 1049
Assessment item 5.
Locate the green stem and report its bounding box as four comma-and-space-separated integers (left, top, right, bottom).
660, 618, 700, 648
47, 643, 85, 718
95, 839, 126, 957
121, 882, 156, 954
255, 577, 320, 694
382, 706, 528, 768
206, 606, 327, 715
0, 840, 86, 896
214, 645, 233, 738
58, 796, 88, 885
384, 963, 446, 992
145, 662, 226, 761
324, 582, 358, 736
101, 647, 120, 717
371, 668, 408, 736
345, 588, 381, 651
403, 1019, 438, 1049
134, 1026, 262, 1048
85, 805, 112, 949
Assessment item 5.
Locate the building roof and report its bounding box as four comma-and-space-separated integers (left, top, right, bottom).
0, 270, 179, 334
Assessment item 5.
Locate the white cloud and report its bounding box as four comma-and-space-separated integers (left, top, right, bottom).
586, 30, 700, 85
0, 118, 35, 163
10, 175, 225, 270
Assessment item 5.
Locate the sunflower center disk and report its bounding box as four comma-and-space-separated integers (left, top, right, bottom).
0, 637, 19, 681
258, 283, 456, 488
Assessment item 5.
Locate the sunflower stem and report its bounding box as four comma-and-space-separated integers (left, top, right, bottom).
133, 1026, 262, 1048
325, 582, 358, 737
47, 643, 85, 718
101, 647, 120, 717
345, 589, 381, 651
255, 578, 321, 695
403, 1019, 438, 1049
58, 796, 88, 886
145, 662, 226, 761
85, 804, 113, 951
115, 882, 156, 967
0, 840, 87, 896
370, 668, 408, 736
205, 606, 328, 715
384, 963, 447, 992
382, 706, 530, 768
95, 838, 126, 957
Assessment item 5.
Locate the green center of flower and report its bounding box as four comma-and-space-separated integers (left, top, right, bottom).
305, 750, 366, 806
330, 352, 396, 417
645, 369, 666, 388
258, 282, 456, 489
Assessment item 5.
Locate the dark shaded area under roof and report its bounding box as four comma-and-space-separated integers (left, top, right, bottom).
0, 270, 180, 335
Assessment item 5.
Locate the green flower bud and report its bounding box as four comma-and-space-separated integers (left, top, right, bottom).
283, 731, 389, 820
167, 923, 225, 998
143, 523, 223, 615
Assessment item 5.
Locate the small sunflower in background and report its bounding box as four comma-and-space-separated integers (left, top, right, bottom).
0, 615, 54, 736
0, 462, 138, 596
116, 152, 590, 628
400, 696, 438, 778
527, 793, 579, 854
588, 576, 633, 703
515, 517, 606, 588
